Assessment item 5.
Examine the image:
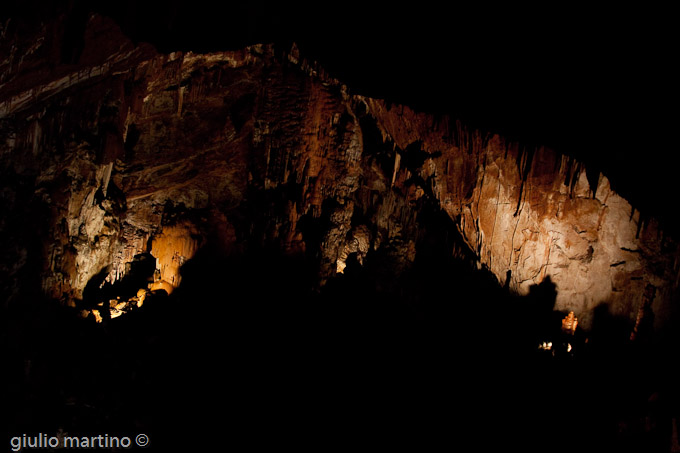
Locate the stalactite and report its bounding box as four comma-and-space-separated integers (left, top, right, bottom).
1, 14, 678, 331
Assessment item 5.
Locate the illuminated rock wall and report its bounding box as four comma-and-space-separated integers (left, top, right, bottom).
361, 98, 680, 327
1, 13, 678, 328
150, 221, 200, 291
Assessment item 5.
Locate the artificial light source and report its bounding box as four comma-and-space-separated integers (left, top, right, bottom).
538, 341, 553, 350
561, 311, 578, 335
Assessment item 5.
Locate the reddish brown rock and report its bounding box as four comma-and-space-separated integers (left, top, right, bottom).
1, 12, 679, 331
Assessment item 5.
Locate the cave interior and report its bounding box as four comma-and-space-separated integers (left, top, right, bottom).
2, 2, 679, 451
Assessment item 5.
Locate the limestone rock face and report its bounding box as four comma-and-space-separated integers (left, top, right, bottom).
1, 13, 678, 329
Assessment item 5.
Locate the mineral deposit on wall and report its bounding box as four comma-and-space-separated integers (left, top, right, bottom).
1, 14, 678, 329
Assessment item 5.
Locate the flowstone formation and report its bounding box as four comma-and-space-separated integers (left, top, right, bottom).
1, 13, 678, 330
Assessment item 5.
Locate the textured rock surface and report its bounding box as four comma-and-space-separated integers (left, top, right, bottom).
362, 103, 680, 328
1, 12, 679, 330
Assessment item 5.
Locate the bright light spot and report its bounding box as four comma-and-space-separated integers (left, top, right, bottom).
561, 311, 578, 334
336, 259, 346, 274
91, 309, 103, 324
79, 287, 150, 323
136, 288, 147, 308
538, 341, 553, 350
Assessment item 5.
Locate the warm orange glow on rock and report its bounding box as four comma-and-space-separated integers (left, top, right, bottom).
136, 288, 147, 307
4, 17, 676, 334
150, 221, 201, 293
149, 280, 175, 294
91, 309, 103, 324
562, 311, 578, 335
